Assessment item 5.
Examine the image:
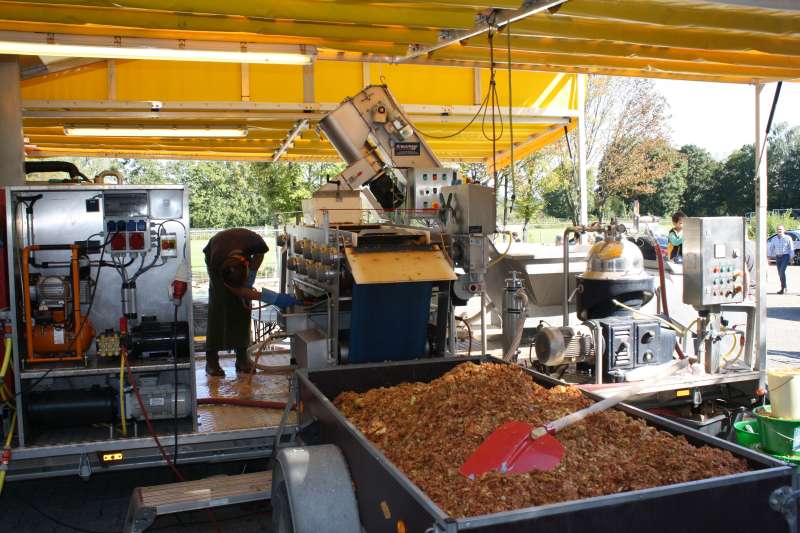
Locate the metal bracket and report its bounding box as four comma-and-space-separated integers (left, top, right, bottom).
78, 453, 92, 481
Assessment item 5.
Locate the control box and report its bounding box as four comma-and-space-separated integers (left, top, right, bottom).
440, 183, 497, 235
683, 216, 746, 307
409, 167, 459, 213
103, 192, 151, 254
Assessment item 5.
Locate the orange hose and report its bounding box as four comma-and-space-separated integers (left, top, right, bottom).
70, 246, 83, 357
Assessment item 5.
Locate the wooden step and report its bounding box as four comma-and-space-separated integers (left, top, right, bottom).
124, 471, 272, 533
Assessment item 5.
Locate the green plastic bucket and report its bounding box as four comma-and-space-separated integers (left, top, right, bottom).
733, 419, 760, 448
754, 405, 800, 455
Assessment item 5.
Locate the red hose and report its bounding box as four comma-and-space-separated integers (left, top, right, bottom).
126, 358, 220, 532
654, 240, 686, 359
197, 397, 292, 410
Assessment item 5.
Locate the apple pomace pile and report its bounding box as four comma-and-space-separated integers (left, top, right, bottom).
334, 362, 748, 518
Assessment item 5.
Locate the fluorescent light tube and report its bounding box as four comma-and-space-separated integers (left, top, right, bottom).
64, 126, 248, 138
0, 31, 313, 65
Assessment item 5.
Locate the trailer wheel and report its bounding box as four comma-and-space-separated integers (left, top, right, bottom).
271, 444, 360, 533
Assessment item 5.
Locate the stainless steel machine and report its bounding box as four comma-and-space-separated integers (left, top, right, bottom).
5, 185, 196, 450
683, 216, 747, 374
531, 221, 676, 382
506, 216, 762, 414
278, 85, 497, 367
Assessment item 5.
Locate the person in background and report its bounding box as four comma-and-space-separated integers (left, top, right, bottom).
768, 225, 793, 294
203, 228, 296, 377
667, 211, 686, 263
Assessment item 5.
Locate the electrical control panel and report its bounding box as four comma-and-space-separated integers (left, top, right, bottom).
440, 183, 497, 235
683, 216, 746, 307
409, 167, 459, 213
103, 192, 151, 254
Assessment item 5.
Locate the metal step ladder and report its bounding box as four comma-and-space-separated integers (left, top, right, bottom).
123, 471, 272, 533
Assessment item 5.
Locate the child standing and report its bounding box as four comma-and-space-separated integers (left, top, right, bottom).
667, 211, 686, 263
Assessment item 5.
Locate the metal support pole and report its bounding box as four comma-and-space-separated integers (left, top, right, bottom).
0, 55, 25, 186
754, 84, 768, 388
449, 306, 457, 356
480, 291, 487, 355
577, 74, 589, 227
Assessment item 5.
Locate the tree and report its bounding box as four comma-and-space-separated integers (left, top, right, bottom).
638, 148, 688, 217
680, 145, 720, 216
512, 155, 547, 238
536, 76, 669, 223
596, 137, 674, 218
769, 124, 800, 210
713, 145, 755, 216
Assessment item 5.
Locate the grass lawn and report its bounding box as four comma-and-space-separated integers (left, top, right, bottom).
189, 234, 278, 280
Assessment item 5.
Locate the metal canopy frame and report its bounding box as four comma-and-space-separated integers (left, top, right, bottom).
0, 0, 791, 417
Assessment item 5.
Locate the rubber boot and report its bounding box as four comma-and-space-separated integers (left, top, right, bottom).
235, 348, 255, 374
205, 350, 225, 377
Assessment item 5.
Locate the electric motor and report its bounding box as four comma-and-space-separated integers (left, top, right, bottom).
125, 383, 191, 421
535, 324, 596, 366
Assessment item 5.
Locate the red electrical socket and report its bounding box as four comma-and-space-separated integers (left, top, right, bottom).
128, 232, 145, 250
110, 233, 126, 251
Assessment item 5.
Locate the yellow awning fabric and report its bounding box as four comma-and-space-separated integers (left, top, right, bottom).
3, 1, 799, 83
6, 0, 799, 163
21, 60, 578, 166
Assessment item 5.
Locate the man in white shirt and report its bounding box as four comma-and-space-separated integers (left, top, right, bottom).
768, 225, 794, 294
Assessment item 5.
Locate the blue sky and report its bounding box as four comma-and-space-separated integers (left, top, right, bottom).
654, 80, 800, 160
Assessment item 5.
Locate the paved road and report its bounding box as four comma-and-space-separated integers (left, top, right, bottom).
766, 263, 800, 368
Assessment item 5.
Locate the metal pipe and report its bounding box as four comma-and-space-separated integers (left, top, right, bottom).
593, 320, 603, 385
398, 0, 569, 62
562, 223, 602, 326
563, 229, 569, 326
449, 306, 457, 356
480, 290, 487, 355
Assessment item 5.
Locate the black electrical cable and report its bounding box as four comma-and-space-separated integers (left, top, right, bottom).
505, 24, 516, 225
172, 303, 179, 467
415, 88, 493, 140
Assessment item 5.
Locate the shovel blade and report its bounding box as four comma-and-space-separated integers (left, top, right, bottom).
459, 420, 565, 478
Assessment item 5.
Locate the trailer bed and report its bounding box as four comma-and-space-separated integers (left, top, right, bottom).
298, 356, 794, 533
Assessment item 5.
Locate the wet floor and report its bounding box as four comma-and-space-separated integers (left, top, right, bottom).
196, 352, 291, 432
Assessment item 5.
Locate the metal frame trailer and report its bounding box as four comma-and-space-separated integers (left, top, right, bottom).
2, 185, 298, 481
280, 357, 794, 533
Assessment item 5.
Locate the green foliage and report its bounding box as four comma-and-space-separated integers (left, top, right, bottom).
637, 145, 687, 217
714, 144, 756, 216
679, 145, 720, 216
747, 212, 798, 239
597, 137, 675, 219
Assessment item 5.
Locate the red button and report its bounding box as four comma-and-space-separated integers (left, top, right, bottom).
129, 232, 145, 250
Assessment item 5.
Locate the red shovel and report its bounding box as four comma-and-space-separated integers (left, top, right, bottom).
460, 359, 688, 478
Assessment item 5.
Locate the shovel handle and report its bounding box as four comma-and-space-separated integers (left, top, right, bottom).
538, 359, 689, 437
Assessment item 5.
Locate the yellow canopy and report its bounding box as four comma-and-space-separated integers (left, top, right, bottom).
5, 0, 798, 162
4, 0, 798, 83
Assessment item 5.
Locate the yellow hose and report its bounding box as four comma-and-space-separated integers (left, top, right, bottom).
119, 352, 127, 437
0, 338, 13, 409
0, 410, 17, 496
487, 231, 513, 268
0, 338, 11, 379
